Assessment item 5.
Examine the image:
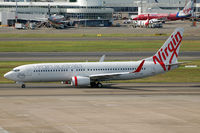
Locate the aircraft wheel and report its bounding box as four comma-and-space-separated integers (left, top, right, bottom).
21, 84, 26, 88
97, 82, 103, 88
90, 82, 97, 88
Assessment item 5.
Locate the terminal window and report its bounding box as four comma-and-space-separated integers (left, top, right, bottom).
70, 0, 77, 2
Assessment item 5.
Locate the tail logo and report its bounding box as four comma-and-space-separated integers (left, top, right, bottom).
153, 31, 183, 71
183, 8, 192, 14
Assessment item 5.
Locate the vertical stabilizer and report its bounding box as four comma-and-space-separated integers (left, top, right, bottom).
146, 28, 184, 71
177, 0, 194, 17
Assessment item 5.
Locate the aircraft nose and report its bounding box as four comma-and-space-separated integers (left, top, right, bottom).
4, 72, 9, 79
4, 71, 13, 80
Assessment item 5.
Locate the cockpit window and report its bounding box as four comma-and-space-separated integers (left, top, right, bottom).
13, 69, 20, 72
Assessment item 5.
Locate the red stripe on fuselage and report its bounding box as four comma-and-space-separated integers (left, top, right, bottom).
74, 76, 78, 86
133, 60, 145, 73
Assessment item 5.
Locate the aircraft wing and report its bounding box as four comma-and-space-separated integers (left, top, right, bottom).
89, 72, 130, 81
59, 21, 69, 23
89, 60, 145, 81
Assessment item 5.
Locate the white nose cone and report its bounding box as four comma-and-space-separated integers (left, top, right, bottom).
4, 71, 13, 80
4, 72, 9, 79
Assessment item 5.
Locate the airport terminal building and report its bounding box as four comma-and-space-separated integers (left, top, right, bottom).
0, 0, 199, 26
0, 0, 114, 26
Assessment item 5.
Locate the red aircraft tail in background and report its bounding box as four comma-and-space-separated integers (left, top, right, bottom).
132, 0, 194, 21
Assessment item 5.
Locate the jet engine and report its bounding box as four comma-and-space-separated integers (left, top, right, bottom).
71, 76, 90, 87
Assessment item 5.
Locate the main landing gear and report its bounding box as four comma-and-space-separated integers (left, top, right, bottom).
21, 84, 26, 88
90, 82, 103, 88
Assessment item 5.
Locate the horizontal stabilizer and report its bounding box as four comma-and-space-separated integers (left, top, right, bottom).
165, 62, 190, 66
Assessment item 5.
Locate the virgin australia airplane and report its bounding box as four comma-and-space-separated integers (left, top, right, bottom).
4, 28, 184, 88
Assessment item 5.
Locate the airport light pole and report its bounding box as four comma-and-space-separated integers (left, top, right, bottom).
85, 0, 87, 27
179, 1, 181, 11
15, 0, 18, 23
192, 0, 197, 26
48, 4, 51, 18
141, 0, 143, 14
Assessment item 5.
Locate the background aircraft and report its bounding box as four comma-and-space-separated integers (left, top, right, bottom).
4, 28, 184, 88
132, 14, 163, 28
48, 14, 70, 29
132, 0, 194, 21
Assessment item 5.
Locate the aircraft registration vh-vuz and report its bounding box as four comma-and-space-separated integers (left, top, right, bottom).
4, 28, 184, 88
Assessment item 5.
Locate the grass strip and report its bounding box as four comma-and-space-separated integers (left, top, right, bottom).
0, 33, 169, 38
0, 40, 200, 52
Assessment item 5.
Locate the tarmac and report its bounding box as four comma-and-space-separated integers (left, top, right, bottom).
0, 21, 200, 133
0, 83, 200, 133
0, 51, 199, 61
0, 21, 199, 36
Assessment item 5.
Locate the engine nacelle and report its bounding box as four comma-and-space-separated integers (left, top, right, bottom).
71, 76, 90, 87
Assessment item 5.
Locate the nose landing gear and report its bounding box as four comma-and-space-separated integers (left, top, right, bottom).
16, 82, 26, 88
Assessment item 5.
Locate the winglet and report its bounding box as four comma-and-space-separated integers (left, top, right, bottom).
99, 55, 106, 62
132, 60, 145, 73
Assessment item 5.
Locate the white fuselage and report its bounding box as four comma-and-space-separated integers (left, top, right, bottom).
4, 61, 168, 83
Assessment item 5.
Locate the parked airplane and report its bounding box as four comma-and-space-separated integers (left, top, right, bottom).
48, 14, 70, 29
132, 0, 194, 21
4, 28, 184, 88
135, 14, 151, 27
133, 14, 162, 28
